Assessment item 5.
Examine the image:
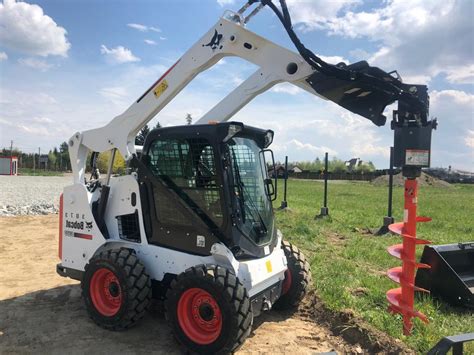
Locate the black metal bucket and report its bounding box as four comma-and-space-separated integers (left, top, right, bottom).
415, 242, 474, 308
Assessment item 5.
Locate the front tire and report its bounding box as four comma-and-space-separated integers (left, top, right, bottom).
274, 241, 311, 310
81, 248, 152, 330
165, 265, 253, 354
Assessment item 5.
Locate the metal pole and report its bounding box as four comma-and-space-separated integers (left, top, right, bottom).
376, 146, 395, 235
279, 156, 289, 209
388, 146, 394, 217
283, 156, 288, 201
106, 148, 116, 185
316, 152, 329, 218
323, 152, 328, 208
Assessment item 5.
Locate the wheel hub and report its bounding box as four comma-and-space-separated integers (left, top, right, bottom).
177, 288, 222, 345
90, 268, 122, 316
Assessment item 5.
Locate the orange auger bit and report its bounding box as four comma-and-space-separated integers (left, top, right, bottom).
387, 178, 431, 335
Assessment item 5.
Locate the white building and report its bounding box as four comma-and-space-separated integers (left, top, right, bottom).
0, 156, 18, 175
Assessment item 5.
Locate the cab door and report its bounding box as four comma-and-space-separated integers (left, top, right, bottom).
141, 137, 225, 255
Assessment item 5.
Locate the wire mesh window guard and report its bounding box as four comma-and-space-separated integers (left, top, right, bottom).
147, 138, 223, 226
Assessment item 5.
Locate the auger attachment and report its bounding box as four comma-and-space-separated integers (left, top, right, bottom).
387, 178, 431, 335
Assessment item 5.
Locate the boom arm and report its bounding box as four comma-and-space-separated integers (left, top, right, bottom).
69, 2, 433, 184
69, 11, 319, 183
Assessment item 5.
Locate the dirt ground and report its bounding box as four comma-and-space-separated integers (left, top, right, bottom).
0, 215, 395, 354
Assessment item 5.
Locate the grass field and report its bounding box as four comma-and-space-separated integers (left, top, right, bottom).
18, 168, 64, 176
274, 179, 473, 353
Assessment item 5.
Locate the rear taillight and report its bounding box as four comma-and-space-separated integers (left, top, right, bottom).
59, 193, 63, 260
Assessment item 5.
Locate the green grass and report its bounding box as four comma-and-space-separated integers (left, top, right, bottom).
18, 168, 64, 176
274, 179, 474, 353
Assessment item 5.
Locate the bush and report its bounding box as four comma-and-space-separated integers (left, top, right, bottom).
97, 150, 127, 175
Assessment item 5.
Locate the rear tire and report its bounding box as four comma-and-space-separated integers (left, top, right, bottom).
273, 241, 311, 310
82, 248, 152, 330
165, 264, 253, 354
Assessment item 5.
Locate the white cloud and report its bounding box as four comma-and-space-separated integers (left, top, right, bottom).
159, 36, 167, 41
18, 57, 53, 71
144, 39, 157, 45
465, 130, 474, 149
0, 51, 7, 61
320, 0, 473, 83
217, 0, 235, 7
444, 64, 474, 85
0, 0, 70, 57
285, 0, 362, 31
32, 116, 53, 124
318, 54, 348, 65
99, 86, 129, 107
127, 23, 161, 32
100, 45, 140, 64
271, 83, 302, 95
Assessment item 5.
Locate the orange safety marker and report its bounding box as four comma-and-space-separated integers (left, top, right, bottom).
386, 178, 431, 335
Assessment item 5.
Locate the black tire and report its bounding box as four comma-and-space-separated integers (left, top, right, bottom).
273, 241, 311, 310
82, 248, 152, 330
165, 264, 253, 354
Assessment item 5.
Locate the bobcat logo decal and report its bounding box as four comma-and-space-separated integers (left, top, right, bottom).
203, 30, 223, 51
85, 221, 93, 231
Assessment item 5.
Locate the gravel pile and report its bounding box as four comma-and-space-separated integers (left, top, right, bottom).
371, 172, 453, 188
0, 175, 72, 216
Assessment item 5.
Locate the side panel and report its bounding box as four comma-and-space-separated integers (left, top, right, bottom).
104, 175, 148, 244
61, 184, 107, 271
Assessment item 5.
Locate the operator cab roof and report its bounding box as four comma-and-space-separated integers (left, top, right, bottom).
144, 122, 274, 150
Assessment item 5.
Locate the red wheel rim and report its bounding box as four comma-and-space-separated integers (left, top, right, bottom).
281, 268, 292, 295
177, 288, 222, 345
90, 268, 122, 316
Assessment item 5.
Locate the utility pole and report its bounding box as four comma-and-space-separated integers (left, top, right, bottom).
10, 140, 13, 157
33, 148, 36, 174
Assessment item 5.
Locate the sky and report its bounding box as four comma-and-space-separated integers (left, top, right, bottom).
0, 0, 473, 170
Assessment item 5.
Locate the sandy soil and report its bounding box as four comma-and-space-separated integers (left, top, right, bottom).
0, 215, 364, 354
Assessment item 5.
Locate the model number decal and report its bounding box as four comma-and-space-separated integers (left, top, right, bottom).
64, 230, 93, 240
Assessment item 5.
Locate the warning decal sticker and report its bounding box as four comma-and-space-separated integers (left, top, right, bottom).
405, 149, 429, 166
154, 79, 168, 98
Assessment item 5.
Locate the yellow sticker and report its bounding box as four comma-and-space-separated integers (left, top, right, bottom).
265, 260, 272, 273
154, 79, 168, 98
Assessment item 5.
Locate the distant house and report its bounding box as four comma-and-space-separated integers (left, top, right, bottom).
345, 158, 361, 172
0, 156, 18, 175
38, 155, 49, 169
268, 164, 303, 178
291, 166, 303, 174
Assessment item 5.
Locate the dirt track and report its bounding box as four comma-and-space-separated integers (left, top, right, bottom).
0, 215, 366, 354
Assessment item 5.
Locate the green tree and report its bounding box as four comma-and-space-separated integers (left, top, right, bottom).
48, 150, 57, 170
135, 124, 150, 145
154, 121, 162, 129
185, 113, 192, 125
97, 150, 127, 175
328, 158, 347, 173
59, 142, 70, 171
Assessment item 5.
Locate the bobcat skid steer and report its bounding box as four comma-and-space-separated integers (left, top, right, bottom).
57, 0, 434, 353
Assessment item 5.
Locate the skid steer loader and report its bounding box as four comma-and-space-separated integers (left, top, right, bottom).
57, 0, 435, 353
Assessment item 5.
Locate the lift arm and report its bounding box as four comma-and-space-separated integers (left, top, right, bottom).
68, 10, 321, 183
69, 1, 433, 184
